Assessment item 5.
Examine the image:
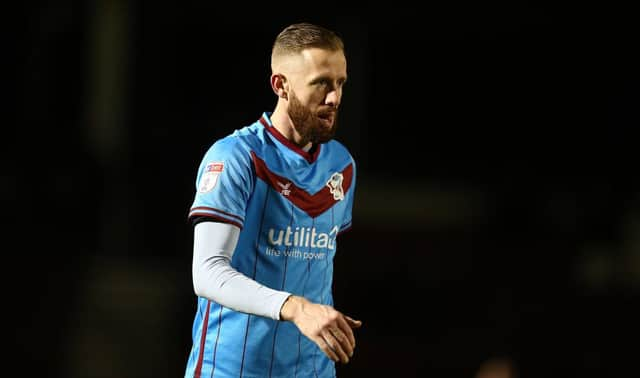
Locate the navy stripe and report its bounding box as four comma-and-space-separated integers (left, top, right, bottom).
309, 218, 321, 378
316, 210, 334, 377
322, 208, 334, 305
315, 209, 332, 377
209, 305, 224, 378
268, 201, 295, 377
294, 332, 302, 378
240, 187, 271, 376
295, 258, 312, 378
240, 314, 251, 377
253, 187, 271, 279
268, 322, 281, 378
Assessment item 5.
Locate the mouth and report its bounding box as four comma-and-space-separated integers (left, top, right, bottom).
317, 112, 335, 126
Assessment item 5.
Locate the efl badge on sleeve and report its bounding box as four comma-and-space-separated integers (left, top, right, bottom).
198, 162, 224, 193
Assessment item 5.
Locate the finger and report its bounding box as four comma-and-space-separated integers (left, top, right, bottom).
322, 330, 350, 364
345, 315, 362, 328
315, 336, 340, 362
330, 323, 354, 357
335, 316, 356, 350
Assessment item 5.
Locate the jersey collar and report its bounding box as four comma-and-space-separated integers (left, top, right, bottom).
259, 112, 321, 164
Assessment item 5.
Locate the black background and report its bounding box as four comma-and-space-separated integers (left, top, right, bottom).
8, 2, 639, 377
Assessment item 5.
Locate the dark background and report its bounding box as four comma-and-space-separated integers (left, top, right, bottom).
8, 1, 639, 377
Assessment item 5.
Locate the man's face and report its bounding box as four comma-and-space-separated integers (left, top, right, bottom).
286, 48, 347, 145
287, 89, 337, 145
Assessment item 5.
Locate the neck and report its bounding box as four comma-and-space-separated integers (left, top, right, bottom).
270, 106, 312, 150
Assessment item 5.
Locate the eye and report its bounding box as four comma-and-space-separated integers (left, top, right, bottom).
310, 77, 346, 90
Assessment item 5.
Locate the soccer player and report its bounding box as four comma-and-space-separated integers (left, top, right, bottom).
184, 22, 362, 378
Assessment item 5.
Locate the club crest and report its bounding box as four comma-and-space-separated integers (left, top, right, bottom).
326, 172, 344, 201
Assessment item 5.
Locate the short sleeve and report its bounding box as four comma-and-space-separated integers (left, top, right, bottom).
188, 138, 253, 228
339, 157, 356, 234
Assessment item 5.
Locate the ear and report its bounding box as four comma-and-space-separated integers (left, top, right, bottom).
270, 74, 288, 100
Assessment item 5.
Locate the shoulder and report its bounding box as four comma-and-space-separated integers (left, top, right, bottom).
203, 123, 264, 161
323, 139, 356, 167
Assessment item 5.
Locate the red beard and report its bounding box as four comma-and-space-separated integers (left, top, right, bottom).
287, 91, 338, 145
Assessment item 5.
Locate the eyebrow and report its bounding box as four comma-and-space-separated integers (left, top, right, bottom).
309, 75, 348, 85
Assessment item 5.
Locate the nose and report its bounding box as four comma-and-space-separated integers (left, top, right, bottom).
325, 89, 340, 108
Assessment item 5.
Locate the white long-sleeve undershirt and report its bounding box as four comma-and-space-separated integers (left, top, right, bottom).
192, 221, 292, 320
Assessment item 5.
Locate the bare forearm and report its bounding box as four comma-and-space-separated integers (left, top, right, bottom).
279, 294, 307, 321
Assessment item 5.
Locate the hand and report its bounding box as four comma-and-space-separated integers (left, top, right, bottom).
280, 295, 362, 364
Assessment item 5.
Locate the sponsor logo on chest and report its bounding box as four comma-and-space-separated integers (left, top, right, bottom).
267, 225, 339, 250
